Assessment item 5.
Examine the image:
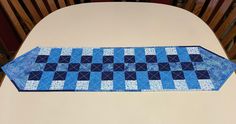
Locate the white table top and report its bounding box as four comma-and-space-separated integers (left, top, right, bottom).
1, 2, 236, 124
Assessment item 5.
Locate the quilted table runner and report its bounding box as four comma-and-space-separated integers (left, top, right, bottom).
2, 46, 236, 92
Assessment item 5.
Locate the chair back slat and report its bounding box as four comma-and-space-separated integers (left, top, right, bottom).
192, 0, 206, 16
222, 26, 236, 48
47, 0, 58, 12
184, 0, 195, 11
209, 0, 234, 30
58, 0, 66, 8
35, 0, 49, 17
68, 0, 75, 5
23, 0, 41, 23
201, 0, 219, 22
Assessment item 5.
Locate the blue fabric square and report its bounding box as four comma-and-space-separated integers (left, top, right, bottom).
125, 63, 136, 71
79, 64, 91, 71
167, 55, 180, 62
169, 63, 182, 71
114, 63, 124, 71
172, 71, 185, 80
147, 63, 159, 71
124, 55, 135, 63
148, 71, 160, 80
68, 63, 80, 71
53, 71, 67, 80
103, 64, 113, 71
81, 56, 92, 63
135, 63, 147, 71
181, 62, 194, 70
28, 71, 43, 80
190, 54, 203, 62
59, 56, 71, 63
103, 56, 114, 63
91, 63, 102, 72
146, 55, 157, 63
44, 63, 57, 71
158, 63, 170, 71
102, 71, 113, 80
125, 71, 136, 80
78, 71, 90, 80
195, 70, 210, 79
56, 63, 69, 71
35, 55, 49, 63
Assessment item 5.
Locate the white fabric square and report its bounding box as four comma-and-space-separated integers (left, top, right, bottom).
38, 48, 51, 55
149, 80, 163, 91
186, 47, 200, 54
125, 80, 138, 90
82, 48, 93, 55
103, 49, 114, 56
61, 48, 72, 55
165, 47, 177, 55
24, 80, 39, 90
198, 80, 214, 90
124, 48, 135, 55
145, 48, 156, 55
101, 80, 113, 90
173, 80, 188, 90
50, 80, 65, 90
76, 81, 89, 90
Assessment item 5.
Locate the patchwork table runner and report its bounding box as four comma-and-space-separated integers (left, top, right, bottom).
2, 46, 236, 92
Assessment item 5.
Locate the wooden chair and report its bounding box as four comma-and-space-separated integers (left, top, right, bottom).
0, 0, 75, 41
184, 0, 236, 59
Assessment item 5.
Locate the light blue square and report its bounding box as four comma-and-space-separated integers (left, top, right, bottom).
147, 63, 159, 71
103, 64, 113, 71
80, 64, 91, 71
56, 63, 69, 71
125, 63, 136, 71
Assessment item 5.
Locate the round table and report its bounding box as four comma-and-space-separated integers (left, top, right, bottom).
1, 2, 236, 124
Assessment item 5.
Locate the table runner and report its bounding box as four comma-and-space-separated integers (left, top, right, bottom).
2, 46, 236, 92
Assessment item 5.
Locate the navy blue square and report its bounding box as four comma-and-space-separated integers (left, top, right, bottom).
114, 63, 124, 71
102, 71, 113, 80
44, 63, 57, 71
91, 63, 102, 71
68, 63, 80, 71
135, 63, 147, 71
59, 56, 71, 63
167, 55, 180, 62
125, 71, 136, 80
181, 62, 194, 70
148, 71, 160, 80
35, 55, 48, 63
78, 71, 90, 80
190, 54, 203, 62
146, 55, 157, 63
158, 63, 170, 71
53, 71, 67, 80
172, 71, 185, 80
124, 55, 135, 63
81, 56, 92, 63
28, 71, 43, 80
195, 70, 210, 79
103, 56, 114, 63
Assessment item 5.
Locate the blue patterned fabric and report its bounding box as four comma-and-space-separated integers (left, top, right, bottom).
2, 46, 236, 92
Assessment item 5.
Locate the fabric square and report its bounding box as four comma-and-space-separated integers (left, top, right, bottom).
91, 63, 102, 72
124, 55, 135, 63
173, 80, 188, 90
190, 54, 203, 62
38, 48, 51, 55
125, 71, 136, 80
102, 71, 113, 80
76, 81, 89, 90
68, 63, 80, 71
172, 71, 185, 80
103, 56, 114, 63
135, 63, 147, 71
195, 70, 210, 79
145, 48, 156, 55
101, 80, 113, 90
125, 80, 138, 90
28, 71, 43, 80
59, 56, 71, 63
35, 55, 49, 63
78, 71, 90, 80
124, 48, 134, 55
186, 47, 200, 54
149, 80, 162, 90
181, 62, 194, 70
148, 71, 160, 80
61, 48, 72, 55
56, 63, 69, 71
50, 80, 65, 90
53, 71, 67, 80
103, 64, 113, 71
158, 63, 170, 71
125, 63, 136, 71
169, 63, 182, 71
147, 63, 159, 71
103, 49, 114, 56
167, 55, 180, 62
165, 47, 177, 55
24, 80, 40, 90
81, 56, 92, 63
44, 63, 57, 71
198, 79, 214, 90
82, 48, 93, 55
114, 63, 124, 71
79, 64, 91, 71
146, 55, 157, 63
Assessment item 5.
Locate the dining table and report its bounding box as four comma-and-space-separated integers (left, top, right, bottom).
0, 2, 236, 124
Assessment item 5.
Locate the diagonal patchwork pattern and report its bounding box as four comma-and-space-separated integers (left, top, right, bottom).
2, 46, 236, 92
